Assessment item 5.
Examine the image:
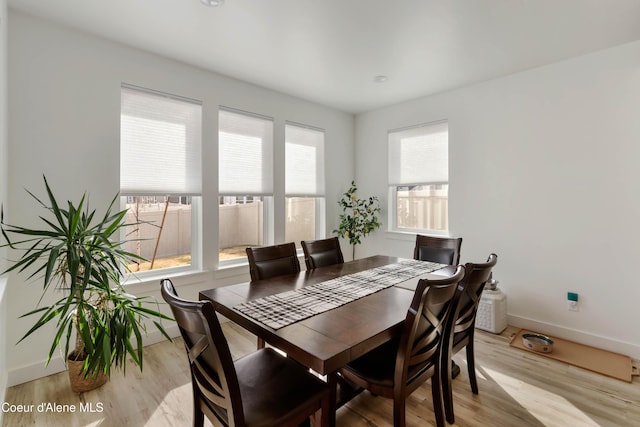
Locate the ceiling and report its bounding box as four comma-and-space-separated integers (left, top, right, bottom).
8, 0, 640, 114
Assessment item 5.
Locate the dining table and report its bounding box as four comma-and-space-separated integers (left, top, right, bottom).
199, 255, 456, 426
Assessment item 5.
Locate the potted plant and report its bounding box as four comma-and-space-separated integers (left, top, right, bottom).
0, 176, 171, 392
333, 180, 382, 260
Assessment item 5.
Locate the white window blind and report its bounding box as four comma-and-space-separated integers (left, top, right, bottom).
120, 85, 202, 196
219, 108, 274, 196
285, 123, 325, 197
388, 121, 448, 186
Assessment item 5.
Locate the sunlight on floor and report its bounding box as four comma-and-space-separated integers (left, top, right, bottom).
483, 366, 599, 427
147, 383, 193, 427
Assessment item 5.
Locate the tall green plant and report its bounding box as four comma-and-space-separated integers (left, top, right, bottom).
333, 181, 381, 260
0, 176, 171, 378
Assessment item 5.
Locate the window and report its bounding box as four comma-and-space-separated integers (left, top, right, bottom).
285, 123, 325, 247
120, 84, 202, 274
218, 108, 274, 262
388, 121, 449, 232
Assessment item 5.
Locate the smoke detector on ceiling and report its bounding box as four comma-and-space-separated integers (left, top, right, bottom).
201, 0, 225, 6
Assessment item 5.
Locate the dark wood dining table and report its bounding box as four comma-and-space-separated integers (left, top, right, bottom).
199, 255, 455, 426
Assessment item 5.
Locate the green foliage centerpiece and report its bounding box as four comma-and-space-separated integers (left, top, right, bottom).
0, 176, 171, 392
333, 181, 382, 260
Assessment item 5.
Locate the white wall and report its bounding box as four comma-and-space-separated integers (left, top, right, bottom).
356, 41, 640, 358
0, 0, 9, 418
6, 10, 354, 385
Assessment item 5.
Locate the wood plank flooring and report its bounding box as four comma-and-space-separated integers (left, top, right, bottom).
3, 323, 639, 426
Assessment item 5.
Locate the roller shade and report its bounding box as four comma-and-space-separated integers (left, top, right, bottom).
388, 121, 448, 186
120, 85, 202, 196
219, 108, 274, 196
285, 123, 325, 197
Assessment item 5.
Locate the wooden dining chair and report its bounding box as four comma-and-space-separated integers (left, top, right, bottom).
245, 242, 300, 282
440, 253, 498, 424
301, 237, 344, 270
338, 266, 465, 427
160, 279, 330, 427
245, 242, 301, 349
413, 234, 463, 266
413, 235, 464, 381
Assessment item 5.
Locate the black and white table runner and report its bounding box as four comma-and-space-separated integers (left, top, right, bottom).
233, 259, 446, 329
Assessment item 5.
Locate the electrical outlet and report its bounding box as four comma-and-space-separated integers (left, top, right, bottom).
567, 292, 579, 311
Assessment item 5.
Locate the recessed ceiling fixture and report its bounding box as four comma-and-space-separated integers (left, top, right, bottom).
373, 75, 388, 83
201, 0, 225, 6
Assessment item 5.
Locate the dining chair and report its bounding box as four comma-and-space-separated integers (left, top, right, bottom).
245, 242, 300, 282
160, 279, 330, 427
413, 234, 463, 266
245, 242, 300, 349
440, 253, 498, 424
301, 237, 344, 270
413, 235, 464, 381
338, 266, 465, 427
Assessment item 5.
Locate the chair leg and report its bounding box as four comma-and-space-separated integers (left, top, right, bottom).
442, 357, 455, 424
466, 342, 478, 394
191, 379, 205, 427
451, 360, 461, 379
431, 373, 445, 427
257, 336, 265, 349
192, 400, 204, 427
392, 397, 406, 427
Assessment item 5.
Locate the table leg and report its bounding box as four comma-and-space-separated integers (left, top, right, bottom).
326, 372, 338, 427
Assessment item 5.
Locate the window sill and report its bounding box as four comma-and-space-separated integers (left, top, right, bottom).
385, 229, 452, 241
123, 268, 211, 293
215, 252, 307, 279
215, 259, 250, 279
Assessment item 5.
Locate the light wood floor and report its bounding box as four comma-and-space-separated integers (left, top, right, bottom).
3, 323, 639, 427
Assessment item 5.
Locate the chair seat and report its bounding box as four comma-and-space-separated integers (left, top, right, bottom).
452, 331, 469, 348
342, 340, 398, 389
236, 348, 329, 427
342, 338, 437, 394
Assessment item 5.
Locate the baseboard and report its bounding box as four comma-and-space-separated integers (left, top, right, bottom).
7, 324, 181, 387
0, 276, 7, 424
0, 381, 4, 426
508, 314, 640, 360
7, 353, 67, 388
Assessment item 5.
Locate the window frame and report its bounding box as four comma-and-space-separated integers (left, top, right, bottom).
284, 196, 326, 249
217, 195, 274, 268
217, 107, 275, 268
284, 122, 326, 247
119, 84, 203, 280
388, 120, 449, 235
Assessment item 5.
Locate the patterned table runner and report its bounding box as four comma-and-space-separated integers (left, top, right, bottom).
233, 259, 446, 329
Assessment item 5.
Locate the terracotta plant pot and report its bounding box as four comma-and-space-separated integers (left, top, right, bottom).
67, 353, 108, 393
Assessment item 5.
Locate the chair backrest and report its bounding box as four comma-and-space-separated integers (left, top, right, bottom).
161, 279, 244, 426
245, 242, 301, 281
450, 254, 498, 342
301, 237, 344, 270
395, 266, 465, 391
413, 235, 463, 265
